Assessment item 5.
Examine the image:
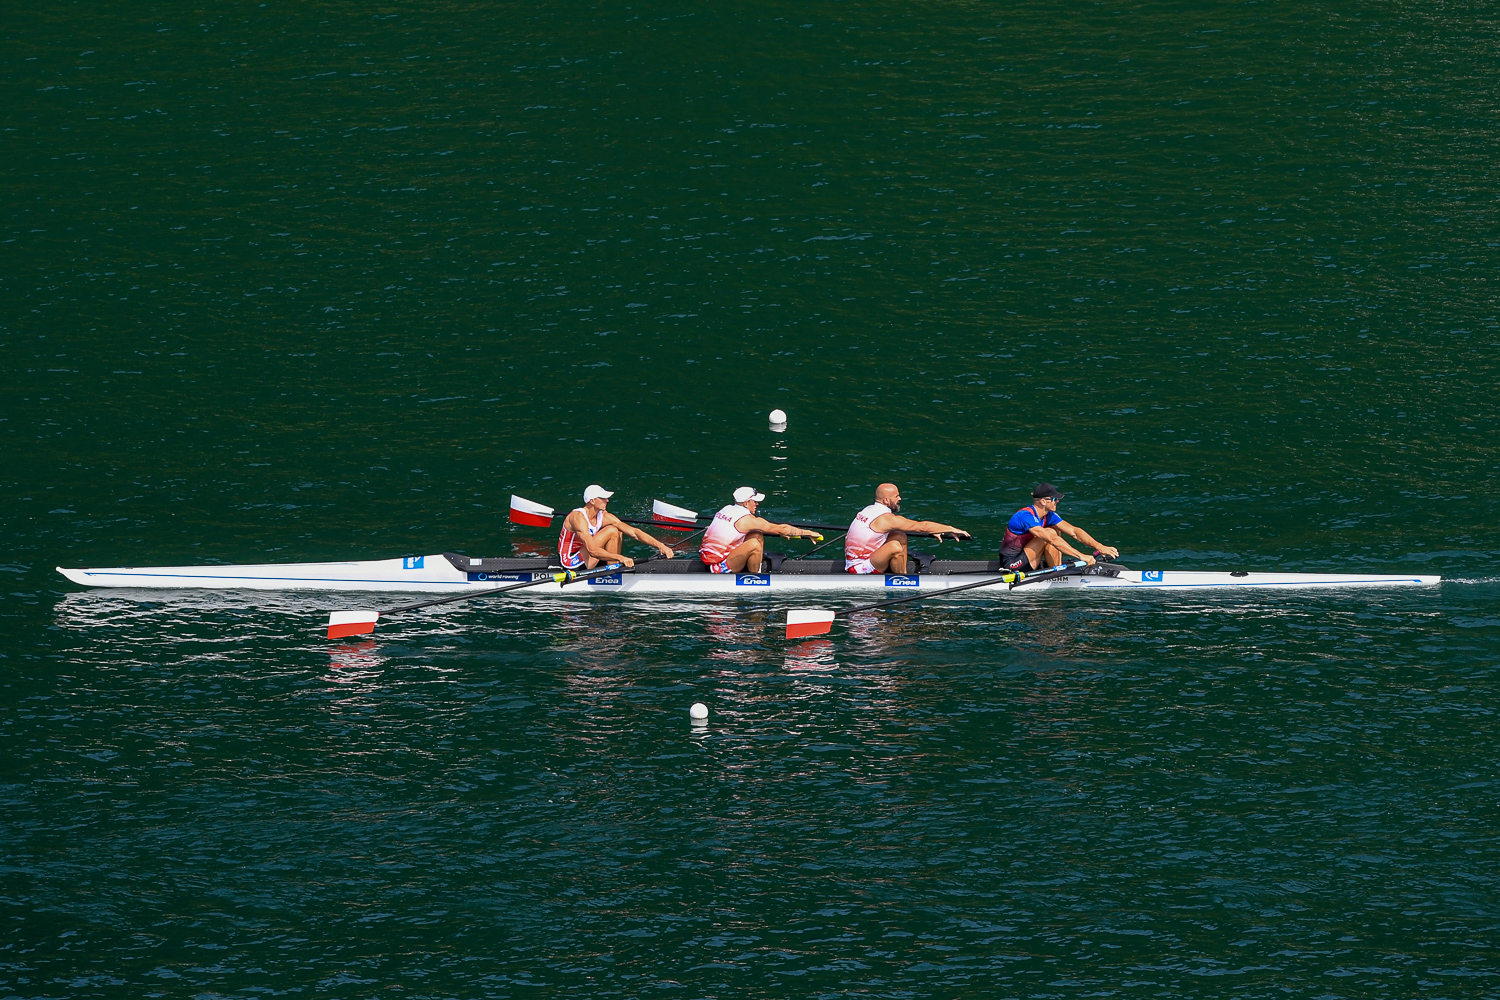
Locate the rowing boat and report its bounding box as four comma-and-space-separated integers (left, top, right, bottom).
55, 553, 1440, 594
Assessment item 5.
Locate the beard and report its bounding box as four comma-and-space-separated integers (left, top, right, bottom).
888, 502, 901, 514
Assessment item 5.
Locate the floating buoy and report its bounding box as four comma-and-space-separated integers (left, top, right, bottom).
689, 702, 709, 722
769, 408, 787, 432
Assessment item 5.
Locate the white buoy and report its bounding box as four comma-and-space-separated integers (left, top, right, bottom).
768, 408, 787, 432
689, 702, 709, 723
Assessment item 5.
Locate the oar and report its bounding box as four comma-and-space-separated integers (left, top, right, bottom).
784, 530, 849, 562
665, 525, 709, 550
782, 559, 1090, 638
653, 499, 925, 537
326, 559, 646, 639
510, 493, 703, 535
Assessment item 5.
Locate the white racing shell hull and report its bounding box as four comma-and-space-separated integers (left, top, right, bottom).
57, 554, 1440, 595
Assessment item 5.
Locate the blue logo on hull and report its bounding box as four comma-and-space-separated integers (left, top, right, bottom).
467, 571, 535, 582
1142, 570, 1163, 582
884, 575, 920, 587
587, 573, 623, 586
735, 574, 771, 586
402, 556, 425, 570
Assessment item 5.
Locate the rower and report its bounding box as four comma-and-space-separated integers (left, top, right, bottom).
559, 485, 676, 571
999, 483, 1119, 571
845, 483, 971, 574
699, 486, 820, 574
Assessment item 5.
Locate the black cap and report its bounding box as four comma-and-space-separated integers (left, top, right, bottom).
1032, 483, 1064, 499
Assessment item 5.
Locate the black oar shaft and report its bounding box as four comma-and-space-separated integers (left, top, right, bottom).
786, 530, 849, 561
843, 560, 1088, 615
668, 526, 708, 549
585, 511, 951, 538
617, 515, 694, 532
380, 563, 625, 617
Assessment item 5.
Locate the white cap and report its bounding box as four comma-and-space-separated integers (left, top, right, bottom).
733, 486, 765, 504
583, 484, 614, 502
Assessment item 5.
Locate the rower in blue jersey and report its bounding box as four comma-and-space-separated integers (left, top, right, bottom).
999, 483, 1120, 571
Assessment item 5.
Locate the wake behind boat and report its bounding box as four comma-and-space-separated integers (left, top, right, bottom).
55, 552, 1440, 595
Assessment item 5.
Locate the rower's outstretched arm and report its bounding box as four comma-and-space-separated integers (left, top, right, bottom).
1028, 525, 1093, 563
608, 515, 677, 558
1055, 520, 1118, 559
881, 513, 972, 541
737, 515, 819, 540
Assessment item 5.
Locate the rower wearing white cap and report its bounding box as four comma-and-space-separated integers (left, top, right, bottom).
699, 487, 821, 574
558, 485, 676, 571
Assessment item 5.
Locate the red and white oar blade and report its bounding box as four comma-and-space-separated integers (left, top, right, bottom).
509, 494, 555, 527
652, 499, 700, 527
785, 609, 837, 640
328, 610, 380, 640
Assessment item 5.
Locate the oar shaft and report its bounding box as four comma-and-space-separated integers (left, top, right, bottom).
616, 511, 951, 537
381, 563, 624, 616
844, 560, 1088, 614
786, 530, 849, 561
669, 526, 708, 549
617, 515, 696, 532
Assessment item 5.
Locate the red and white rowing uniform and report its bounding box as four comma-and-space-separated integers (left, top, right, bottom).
558, 507, 606, 569
699, 504, 751, 573
844, 502, 892, 574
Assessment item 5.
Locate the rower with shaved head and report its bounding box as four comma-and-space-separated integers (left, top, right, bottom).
559, 485, 677, 571
844, 483, 970, 575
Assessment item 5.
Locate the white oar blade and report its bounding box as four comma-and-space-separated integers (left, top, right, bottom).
785, 609, 837, 640
652, 499, 699, 527
509, 494, 555, 527
328, 610, 380, 640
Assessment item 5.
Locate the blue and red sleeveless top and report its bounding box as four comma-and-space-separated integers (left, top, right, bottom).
1001, 504, 1062, 552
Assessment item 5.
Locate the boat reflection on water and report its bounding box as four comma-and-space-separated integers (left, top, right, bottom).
701, 608, 766, 667
509, 537, 554, 560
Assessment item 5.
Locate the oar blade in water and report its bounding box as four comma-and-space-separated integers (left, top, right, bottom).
328, 610, 380, 639
785, 609, 837, 639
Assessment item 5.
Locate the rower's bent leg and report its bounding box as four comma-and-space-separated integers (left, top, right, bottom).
584, 525, 625, 569
869, 531, 910, 574
725, 532, 766, 573
1021, 537, 1049, 570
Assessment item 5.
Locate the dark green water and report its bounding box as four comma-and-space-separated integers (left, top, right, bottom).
4, 1, 1498, 996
